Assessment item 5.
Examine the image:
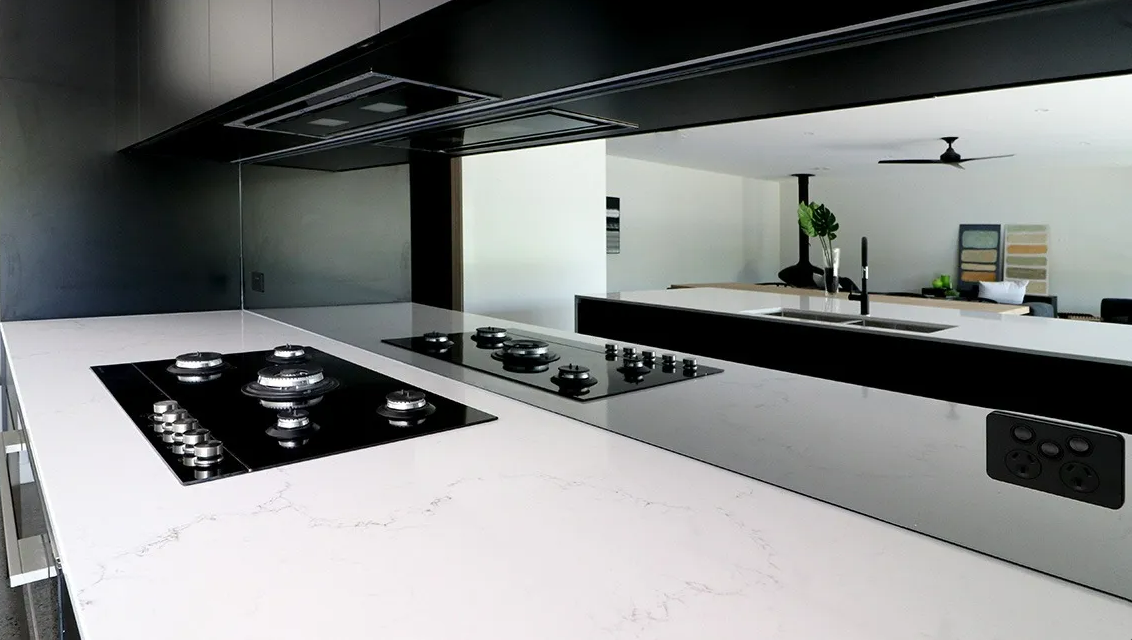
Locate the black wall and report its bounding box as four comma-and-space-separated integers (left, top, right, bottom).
0, 0, 241, 321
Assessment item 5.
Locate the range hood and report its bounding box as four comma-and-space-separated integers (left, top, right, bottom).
127, 0, 1132, 172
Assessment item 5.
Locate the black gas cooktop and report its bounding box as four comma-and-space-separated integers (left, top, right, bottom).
383, 327, 722, 401
92, 346, 497, 485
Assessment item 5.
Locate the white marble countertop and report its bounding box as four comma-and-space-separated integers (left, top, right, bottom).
3, 310, 1132, 640
582, 287, 1132, 364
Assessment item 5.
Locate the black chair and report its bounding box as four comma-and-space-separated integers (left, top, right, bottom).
1100, 298, 1132, 324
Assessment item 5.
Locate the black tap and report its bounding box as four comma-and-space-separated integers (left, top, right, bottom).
848, 237, 869, 315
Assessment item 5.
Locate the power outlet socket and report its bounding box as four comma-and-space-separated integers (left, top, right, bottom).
987, 412, 1124, 509
251, 271, 265, 293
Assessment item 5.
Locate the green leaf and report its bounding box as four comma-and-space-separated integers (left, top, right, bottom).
797, 202, 817, 237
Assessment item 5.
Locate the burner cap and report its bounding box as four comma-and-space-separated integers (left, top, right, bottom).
475, 326, 508, 339
242, 365, 340, 400
257, 366, 325, 389
423, 332, 450, 343
556, 364, 591, 379
167, 352, 226, 375
385, 390, 428, 412
502, 340, 550, 357
267, 344, 310, 364
377, 389, 436, 421
276, 409, 312, 430
551, 363, 599, 392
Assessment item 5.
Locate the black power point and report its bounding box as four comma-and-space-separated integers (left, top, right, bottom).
987, 412, 1123, 509
1060, 462, 1100, 493
251, 271, 265, 293
1005, 449, 1041, 479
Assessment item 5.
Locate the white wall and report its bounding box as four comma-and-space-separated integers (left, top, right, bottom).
461, 141, 607, 331
606, 156, 781, 292
779, 167, 1132, 313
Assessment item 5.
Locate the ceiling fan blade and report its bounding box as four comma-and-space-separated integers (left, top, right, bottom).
947, 162, 966, 170
877, 159, 943, 164
956, 154, 1015, 163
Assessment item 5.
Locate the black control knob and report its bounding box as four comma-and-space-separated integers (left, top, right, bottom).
642, 351, 656, 361
662, 354, 677, 365
622, 347, 637, 357
682, 358, 698, 371
604, 343, 618, 353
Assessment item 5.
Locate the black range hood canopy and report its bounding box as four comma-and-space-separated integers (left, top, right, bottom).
127, 0, 1132, 172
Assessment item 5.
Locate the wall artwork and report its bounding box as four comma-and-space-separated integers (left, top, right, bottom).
956, 224, 1003, 291
1003, 224, 1050, 295
606, 196, 621, 254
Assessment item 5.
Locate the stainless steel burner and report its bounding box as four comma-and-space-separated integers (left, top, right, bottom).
551, 363, 599, 394
167, 352, 227, 375
277, 409, 312, 430
257, 367, 325, 389
242, 364, 340, 400
267, 344, 311, 364
423, 332, 450, 343
503, 340, 550, 357
476, 326, 508, 339
377, 389, 436, 423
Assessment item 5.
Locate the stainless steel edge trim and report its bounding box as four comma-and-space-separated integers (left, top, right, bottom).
0, 431, 56, 587
233, 0, 1025, 164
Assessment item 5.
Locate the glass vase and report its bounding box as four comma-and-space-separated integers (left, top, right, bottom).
823, 249, 840, 296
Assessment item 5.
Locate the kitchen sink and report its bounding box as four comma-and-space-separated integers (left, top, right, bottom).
842, 318, 952, 333
748, 309, 954, 333
757, 309, 856, 323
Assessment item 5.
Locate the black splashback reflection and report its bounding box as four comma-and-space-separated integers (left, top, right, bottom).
240, 164, 412, 309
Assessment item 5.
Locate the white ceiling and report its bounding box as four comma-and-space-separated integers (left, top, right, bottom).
606, 74, 1132, 179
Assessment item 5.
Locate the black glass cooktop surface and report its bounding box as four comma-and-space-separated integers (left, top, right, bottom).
383, 329, 723, 401
92, 347, 497, 485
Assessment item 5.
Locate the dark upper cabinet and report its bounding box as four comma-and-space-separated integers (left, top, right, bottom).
380, 0, 450, 30
138, 0, 211, 142
210, 0, 274, 106
272, 0, 381, 79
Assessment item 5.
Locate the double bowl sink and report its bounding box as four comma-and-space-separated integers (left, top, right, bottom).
751, 309, 954, 333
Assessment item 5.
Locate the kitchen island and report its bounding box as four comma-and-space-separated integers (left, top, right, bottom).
576, 287, 1132, 432
3, 309, 1132, 639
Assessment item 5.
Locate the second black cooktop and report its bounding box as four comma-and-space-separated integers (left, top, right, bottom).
384, 328, 723, 401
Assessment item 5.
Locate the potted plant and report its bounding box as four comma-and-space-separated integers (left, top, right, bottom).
798, 201, 840, 294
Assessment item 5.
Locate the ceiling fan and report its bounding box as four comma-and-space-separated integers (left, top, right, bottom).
878, 136, 1014, 168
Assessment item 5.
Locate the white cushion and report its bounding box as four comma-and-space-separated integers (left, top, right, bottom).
979, 280, 1029, 304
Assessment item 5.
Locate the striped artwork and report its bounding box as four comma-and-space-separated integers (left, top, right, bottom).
956, 224, 1003, 290
1004, 224, 1050, 294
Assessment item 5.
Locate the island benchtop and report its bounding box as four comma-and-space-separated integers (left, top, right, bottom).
671, 282, 1030, 314
582, 287, 1132, 365
3, 309, 1131, 639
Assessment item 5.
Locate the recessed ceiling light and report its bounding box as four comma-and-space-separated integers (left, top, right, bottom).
308, 118, 349, 127
810, 166, 830, 171
360, 102, 407, 114
802, 131, 815, 136
1034, 108, 1050, 113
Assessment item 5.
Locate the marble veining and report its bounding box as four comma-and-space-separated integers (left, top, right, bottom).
2, 310, 1131, 639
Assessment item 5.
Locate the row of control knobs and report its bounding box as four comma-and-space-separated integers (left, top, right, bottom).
151, 400, 224, 467
604, 344, 697, 371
